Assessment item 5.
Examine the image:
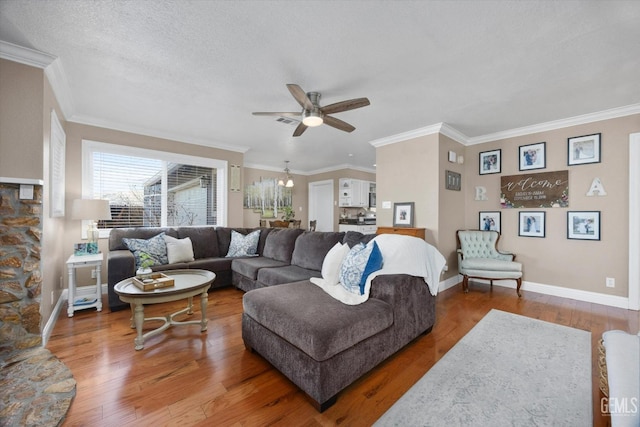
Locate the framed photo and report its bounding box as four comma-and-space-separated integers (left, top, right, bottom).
518, 211, 546, 238
445, 170, 461, 191
73, 242, 98, 256
568, 133, 601, 166
479, 149, 501, 175
519, 142, 546, 171
393, 202, 415, 227
567, 211, 601, 240
479, 211, 501, 233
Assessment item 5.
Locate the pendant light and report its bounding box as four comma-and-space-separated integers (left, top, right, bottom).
278, 161, 294, 188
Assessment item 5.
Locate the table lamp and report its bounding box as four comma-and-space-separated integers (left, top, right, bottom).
71, 199, 112, 243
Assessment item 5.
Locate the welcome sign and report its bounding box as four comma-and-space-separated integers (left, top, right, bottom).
500, 170, 569, 208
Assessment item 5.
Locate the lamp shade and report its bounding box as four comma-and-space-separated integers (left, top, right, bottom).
71, 199, 112, 220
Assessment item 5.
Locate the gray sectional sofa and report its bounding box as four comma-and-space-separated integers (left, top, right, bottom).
107, 226, 275, 311
107, 226, 437, 411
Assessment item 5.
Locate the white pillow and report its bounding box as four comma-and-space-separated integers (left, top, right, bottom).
321, 242, 350, 286
163, 235, 195, 264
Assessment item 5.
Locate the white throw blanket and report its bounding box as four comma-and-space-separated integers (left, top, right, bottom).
311, 234, 447, 305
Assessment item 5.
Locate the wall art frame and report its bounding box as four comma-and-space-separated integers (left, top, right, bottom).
567, 211, 600, 240
568, 133, 601, 166
393, 202, 415, 227
479, 149, 501, 175
479, 211, 501, 233
519, 141, 546, 171
518, 211, 546, 238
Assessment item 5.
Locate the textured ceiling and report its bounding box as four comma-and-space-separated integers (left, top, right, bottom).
1, 0, 639, 173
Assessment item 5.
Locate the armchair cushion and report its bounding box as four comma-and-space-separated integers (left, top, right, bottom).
460, 258, 522, 272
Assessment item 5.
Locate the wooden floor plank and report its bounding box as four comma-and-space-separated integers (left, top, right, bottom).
47, 283, 630, 426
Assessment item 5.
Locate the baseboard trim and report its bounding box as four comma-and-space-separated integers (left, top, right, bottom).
42, 290, 66, 346
42, 284, 109, 346
439, 275, 630, 309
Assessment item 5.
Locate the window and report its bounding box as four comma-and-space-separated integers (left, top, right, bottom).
82, 140, 227, 236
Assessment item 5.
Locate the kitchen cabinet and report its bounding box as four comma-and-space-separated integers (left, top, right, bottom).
339, 178, 374, 207
339, 224, 377, 234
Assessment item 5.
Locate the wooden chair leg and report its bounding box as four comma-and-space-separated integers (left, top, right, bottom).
516, 277, 522, 297
462, 275, 469, 293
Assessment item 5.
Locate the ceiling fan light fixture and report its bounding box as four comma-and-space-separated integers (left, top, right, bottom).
302, 110, 323, 127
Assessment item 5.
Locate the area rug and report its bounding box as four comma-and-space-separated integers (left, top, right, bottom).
374, 309, 592, 426
0, 347, 76, 426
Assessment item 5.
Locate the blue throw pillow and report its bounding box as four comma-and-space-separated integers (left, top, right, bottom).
339, 242, 374, 295
359, 241, 383, 294
226, 230, 261, 257
122, 232, 168, 268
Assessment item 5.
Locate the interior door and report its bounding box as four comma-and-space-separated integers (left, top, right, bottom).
309, 180, 334, 232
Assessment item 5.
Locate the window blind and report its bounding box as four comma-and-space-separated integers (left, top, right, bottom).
91, 152, 217, 229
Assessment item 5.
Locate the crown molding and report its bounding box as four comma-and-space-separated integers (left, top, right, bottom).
438, 123, 469, 145
466, 103, 640, 145
243, 162, 376, 176
307, 163, 376, 175
369, 103, 640, 149
369, 123, 445, 147
68, 115, 250, 153
0, 40, 56, 68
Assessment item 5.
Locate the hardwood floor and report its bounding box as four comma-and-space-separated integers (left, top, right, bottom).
48, 282, 636, 426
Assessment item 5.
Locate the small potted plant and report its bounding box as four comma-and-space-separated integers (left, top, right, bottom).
281, 206, 295, 223
136, 252, 154, 281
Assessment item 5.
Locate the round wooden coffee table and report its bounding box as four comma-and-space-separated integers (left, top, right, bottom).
114, 269, 216, 350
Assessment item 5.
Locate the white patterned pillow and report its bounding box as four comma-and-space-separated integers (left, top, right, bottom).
163, 235, 195, 264
122, 233, 168, 268
339, 242, 374, 294
226, 230, 261, 257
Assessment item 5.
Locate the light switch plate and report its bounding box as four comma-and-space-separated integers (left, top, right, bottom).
19, 184, 34, 200
382, 201, 392, 209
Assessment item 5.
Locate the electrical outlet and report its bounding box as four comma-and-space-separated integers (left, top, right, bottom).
606, 277, 615, 288
91, 269, 97, 279
51, 291, 54, 305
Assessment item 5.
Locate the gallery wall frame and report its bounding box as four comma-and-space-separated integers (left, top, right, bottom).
479, 211, 501, 233
479, 149, 501, 175
393, 202, 415, 227
567, 211, 601, 240
519, 142, 546, 171
518, 211, 546, 238
568, 133, 601, 166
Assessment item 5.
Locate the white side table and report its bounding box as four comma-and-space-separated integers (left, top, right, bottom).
66, 253, 103, 317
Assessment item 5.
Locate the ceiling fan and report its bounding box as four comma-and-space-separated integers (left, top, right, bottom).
253, 84, 370, 137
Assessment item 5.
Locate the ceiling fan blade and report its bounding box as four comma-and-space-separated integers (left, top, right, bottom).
287, 84, 314, 111
323, 115, 356, 133
252, 112, 300, 117
292, 122, 308, 137
320, 97, 370, 115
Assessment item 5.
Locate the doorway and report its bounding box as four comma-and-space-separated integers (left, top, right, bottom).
629, 132, 640, 310
309, 180, 334, 232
